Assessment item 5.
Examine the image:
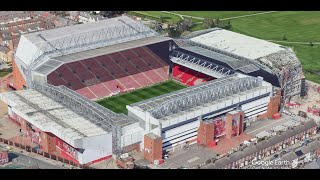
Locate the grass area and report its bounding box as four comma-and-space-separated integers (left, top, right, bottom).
227, 11, 320, 83
131, 11, 320, 84
130, 11, 182, 23
173, 11, 262, 19
0, 69, 12, 77
230, 11, 320, 42
96, 80, 186, 114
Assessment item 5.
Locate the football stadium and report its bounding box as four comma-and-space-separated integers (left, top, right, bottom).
0, 15, 305, 165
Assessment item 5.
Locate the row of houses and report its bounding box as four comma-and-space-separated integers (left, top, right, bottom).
202, 120, 319, 169
281, 140, 320, 169
69, 11, 105, 23
0, 12, 77, 63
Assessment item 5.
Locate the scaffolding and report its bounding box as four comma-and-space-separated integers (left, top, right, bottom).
170, 50, 234, 78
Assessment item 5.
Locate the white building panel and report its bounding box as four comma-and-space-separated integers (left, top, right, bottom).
186, 110, 196, 120
163, 136, 197, 151
192, 108, 200, 117
162, 120, 199, 139
15, 35, 42, 67
245, 107, 268, 117
260, 88, 267, 95
246, 92, 254, 100
178, 113, 188, 123
243, 103, 268, 113
225, 99, 232, 107
162, 132, 198, 147
162, 127, 198, 143
240, 94, 247, 102
246, 110, 267, 120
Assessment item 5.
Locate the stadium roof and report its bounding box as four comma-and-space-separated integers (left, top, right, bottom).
131, 74, 264, 119
34, 35, 171, 76
32, 82, 138, 129
190, 28, 284, 60
0, 90, 108, 146
178, 46, 260, 74
15, 16, 158, 70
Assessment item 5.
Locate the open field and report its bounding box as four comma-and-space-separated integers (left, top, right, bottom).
172, 11, 262, 19
130, 11, 182, 23
230, 11, 320, 42
96, 80, 186, 114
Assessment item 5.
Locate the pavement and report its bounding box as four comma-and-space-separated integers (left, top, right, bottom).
157, 145, 217, 169
245, 115, 292, 137
4, 151, 65, 169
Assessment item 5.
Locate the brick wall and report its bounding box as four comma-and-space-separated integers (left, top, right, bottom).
257, 94, 281, 120
12, 59, 26, 90
143, 134, 162, 163
197, 120, 214, 146
225, 111, 244, 139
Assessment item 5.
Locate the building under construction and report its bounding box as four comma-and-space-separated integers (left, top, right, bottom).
0, 16, 306, 165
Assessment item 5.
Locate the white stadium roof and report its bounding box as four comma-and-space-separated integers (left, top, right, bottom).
190, 28, 284, 60
0, 90, 108, 147
15, 15, 159, 69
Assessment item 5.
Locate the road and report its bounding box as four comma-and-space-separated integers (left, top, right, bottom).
7, 151, 65, 169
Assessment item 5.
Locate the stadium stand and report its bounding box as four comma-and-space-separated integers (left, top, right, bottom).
47, 46, 170, 100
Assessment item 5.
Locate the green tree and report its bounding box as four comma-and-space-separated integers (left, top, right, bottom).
282, 34, 288, 41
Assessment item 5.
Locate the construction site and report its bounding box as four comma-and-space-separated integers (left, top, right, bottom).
0, 15, 319, 169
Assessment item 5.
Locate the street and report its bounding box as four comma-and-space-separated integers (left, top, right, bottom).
6, 151, 65, 169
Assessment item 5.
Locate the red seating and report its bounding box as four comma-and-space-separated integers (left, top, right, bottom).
88, 84, 111, 98
48, 46, 170, 100
76, 88, 96, 99
172, 64, 216, 86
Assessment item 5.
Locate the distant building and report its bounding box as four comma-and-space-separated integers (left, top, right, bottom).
78, 12, 104, 23
0, 45, 12, 62
0, 150, 9, 165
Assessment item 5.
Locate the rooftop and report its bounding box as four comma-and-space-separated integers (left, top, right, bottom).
15, 15, 158, 69
130, 74, 264, 119
190, 28, 284, 60
0, 89, 108, 144
178, 45, 259, 74
33, 35, 171, 76
203, 120, 318, 169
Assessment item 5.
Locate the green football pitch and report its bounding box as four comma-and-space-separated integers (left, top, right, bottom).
96, 80, 186, 114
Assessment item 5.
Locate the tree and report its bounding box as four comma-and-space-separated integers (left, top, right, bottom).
159, 15, 164, 23
167, 27, 181, 38
310, 42, 314, 47
101, 11, 126, 18
176, 18, 193, 33
282, 34, 288, 41
203, 18, 214, 29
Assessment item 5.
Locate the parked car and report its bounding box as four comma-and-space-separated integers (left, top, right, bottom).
280, 150, 287, 156
270, 154, 279, 160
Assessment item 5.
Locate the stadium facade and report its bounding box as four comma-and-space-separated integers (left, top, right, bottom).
0, 16, 305, 165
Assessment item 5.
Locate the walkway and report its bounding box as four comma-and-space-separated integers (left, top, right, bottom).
161, 11, 278, 22
267, 40, 320, 45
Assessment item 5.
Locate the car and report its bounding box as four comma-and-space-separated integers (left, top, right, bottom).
270, 154, 279, 160
280, 150, 287, 156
